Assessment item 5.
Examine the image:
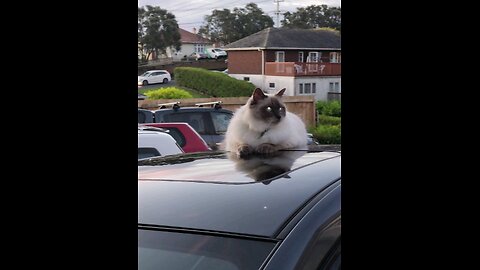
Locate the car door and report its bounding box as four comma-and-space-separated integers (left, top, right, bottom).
149, 72, 160, 83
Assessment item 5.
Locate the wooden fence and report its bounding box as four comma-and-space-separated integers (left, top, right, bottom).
138, 95, 317, 127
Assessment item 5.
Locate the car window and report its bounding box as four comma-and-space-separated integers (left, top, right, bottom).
161, 127, 186, 147
139, 229, 276, 270
164, 113, 207, 134
138, 147, 160, 159
138, 112, 147, 123
211, 112, 232, 133
138, 110, 153, 123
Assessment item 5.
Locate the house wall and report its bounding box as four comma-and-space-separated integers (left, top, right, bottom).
229, 74, 295, 95
166, 44, 214, 61
294, 76, 341, 101
228, 51, 262, 74
230, 73, 341, 101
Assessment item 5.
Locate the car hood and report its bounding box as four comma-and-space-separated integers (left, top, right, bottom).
138, 76, 146, 81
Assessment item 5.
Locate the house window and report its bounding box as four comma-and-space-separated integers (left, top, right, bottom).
275, 51, 285, 62
330, 52, 341, 63
195, 44, 206, 53
298, 52, 304, 62
329, 82, 340, 92
299, 83, 316, 95
305, 83, 311, 94
243, 77, 250, 81
269, 83, 275, 88
307, 52, 319, 62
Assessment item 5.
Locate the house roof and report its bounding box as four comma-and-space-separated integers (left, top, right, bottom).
179, 28, 212, 44
223, 27, 341, 50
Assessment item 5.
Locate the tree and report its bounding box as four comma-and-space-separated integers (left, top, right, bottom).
282, 5, 341, 31
199, 3, 274, 45
138, 5, 181, 61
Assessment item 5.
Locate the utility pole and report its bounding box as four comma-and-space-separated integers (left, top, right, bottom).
273, 0, 284, 28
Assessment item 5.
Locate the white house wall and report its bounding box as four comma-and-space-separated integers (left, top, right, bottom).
166, 44, 214, 61
229, 74, 295, 95
294, 76, 341, 101
229, 74, 341, 101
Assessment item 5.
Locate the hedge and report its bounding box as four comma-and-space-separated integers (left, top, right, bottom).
174, 67, 255, 97
316, 100, 341, 117
145, 87, 193, 99
318, 115, 341, 126
309, 124, 341, 144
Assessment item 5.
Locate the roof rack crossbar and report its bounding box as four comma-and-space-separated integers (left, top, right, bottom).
158, 101, 181, 110
195, 101, 223, 109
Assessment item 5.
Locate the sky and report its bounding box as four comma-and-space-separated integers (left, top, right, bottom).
138, 0, 341, 32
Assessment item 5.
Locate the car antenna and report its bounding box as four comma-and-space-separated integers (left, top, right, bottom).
158, 101, 181, 110
195, 101, 222, 109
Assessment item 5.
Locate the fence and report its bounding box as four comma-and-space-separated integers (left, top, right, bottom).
138, 95, 317, 127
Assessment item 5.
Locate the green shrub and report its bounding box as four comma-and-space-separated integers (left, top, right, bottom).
145, 87, 193, 100
318, 115, 341, 126
309, 125, 341, 144
316, 100, 341, 117
175, 67, 255, 97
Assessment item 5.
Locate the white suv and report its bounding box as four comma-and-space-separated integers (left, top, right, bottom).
206, 48, 227, 59
138, 130, 184, 160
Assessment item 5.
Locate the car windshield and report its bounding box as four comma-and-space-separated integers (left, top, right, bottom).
139, 229, 276, 270
140, 72, 151, 77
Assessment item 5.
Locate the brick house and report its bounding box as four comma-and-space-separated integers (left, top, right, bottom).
223, 27, 341, 100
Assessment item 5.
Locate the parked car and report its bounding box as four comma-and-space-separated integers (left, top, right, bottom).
138, 150, 341, 270
138, 129, 183, 160
188, 52, 209, 61
138, 70, 171, 86
138, 104, 234, 150
206, 48, 227, 59
307, 132, 320, 145
139, 123, 211, 153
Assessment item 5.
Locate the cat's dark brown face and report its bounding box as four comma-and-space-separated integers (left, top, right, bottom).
249, 88, 287, 124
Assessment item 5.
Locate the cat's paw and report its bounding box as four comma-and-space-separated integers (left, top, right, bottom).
237, 144, 253, 158
256, 143, 277, 155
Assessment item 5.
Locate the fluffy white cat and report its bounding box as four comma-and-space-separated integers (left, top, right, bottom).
224, 88, 308, 158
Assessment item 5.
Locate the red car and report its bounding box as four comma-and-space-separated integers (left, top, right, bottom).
140, 123, 211, 153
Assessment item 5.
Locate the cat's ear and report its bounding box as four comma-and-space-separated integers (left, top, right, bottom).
251, 88, 267, 105
275, 88, 286, 97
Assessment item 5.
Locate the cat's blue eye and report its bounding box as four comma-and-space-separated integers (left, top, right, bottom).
266, 107, 272, 112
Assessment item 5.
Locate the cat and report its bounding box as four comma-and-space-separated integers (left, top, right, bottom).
224, 87, 308, 158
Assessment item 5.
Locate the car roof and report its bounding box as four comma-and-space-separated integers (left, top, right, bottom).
138, 151, 341, 238
142, 70, 169, 73
154, 107, 233, 113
